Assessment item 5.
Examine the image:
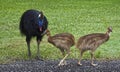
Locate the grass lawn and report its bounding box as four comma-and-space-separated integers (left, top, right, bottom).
0, 0, 120, 64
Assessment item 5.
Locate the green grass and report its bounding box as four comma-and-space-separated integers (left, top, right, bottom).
0, 0, 120, 64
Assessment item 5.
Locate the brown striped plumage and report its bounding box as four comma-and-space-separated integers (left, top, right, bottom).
46, 29, 75, 66
76, 27, 112, 66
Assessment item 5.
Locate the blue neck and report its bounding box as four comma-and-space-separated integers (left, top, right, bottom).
38, 18, 43, 27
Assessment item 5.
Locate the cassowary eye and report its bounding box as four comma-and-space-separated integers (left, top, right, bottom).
108, 27, 112, 32
38, 14, 41, 18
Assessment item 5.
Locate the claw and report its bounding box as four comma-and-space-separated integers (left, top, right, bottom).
77, 62, 82, 66
63, 60, 67, 65
58, 60, 64, 66
35, 56, 44, 61
91, 63, 97, 66
78, 63, 82, 66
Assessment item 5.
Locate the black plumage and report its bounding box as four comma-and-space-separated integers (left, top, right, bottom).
19, 9, 48, 59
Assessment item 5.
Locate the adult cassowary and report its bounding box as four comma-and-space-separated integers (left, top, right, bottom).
19, 9, 48, 60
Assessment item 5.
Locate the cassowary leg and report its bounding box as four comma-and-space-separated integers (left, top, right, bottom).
60, 48, 65, 57
58, 49, 70, 66
35, 39, 42, 60
26, 36, 31, 58
58, 48, 65, 66
90, 51, 97, 66
78, 50, 84, 66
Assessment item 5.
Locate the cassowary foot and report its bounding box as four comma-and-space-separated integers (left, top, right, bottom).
35, 56, 44, 61
59, 61, 67, 66
58, 60, 65, 66
77, 62, 82, 66
59, 62, 65, 66
91, 63, 97, 66
63, 60, 67, 65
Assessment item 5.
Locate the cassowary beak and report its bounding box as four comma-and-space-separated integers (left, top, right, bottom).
41, 29, 47, 36
39, 27, 42, 31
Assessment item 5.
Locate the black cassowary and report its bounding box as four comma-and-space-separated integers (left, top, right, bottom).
19, 9, 48, 59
